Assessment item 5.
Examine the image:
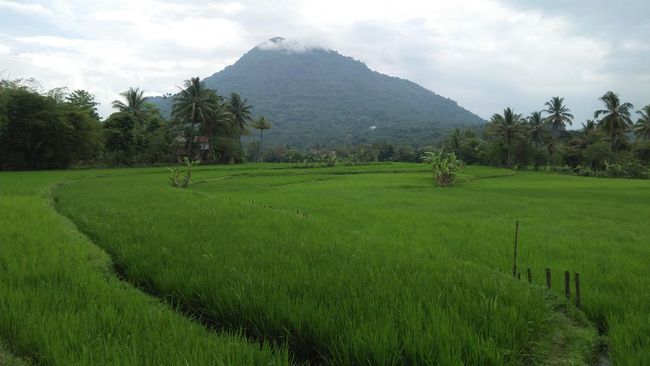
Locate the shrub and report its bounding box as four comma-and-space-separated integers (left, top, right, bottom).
421, 151, 464, 187
167, 157, 199, 188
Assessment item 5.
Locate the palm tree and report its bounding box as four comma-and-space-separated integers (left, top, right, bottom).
543, 96, 573, 131
527, 111, 545, 148
228, 93, 253, 160
251, 116, 272, 162
633, 105, 650, 140
487, 108, 526, 168
594, 91, 634, 151
172, 77, 219, 158
112, 87, 146, 115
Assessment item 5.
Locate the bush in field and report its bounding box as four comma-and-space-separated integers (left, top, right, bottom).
421, 151, 464, 186
167, 156, 199, 187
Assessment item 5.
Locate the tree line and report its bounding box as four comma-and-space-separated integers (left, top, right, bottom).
439, 93, 650, 178
0, 77, 271, 170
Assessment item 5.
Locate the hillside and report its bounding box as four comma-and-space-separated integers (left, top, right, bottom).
149, 37, 485, 148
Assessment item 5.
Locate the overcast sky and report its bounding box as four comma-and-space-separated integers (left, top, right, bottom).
1, 0, 648, 125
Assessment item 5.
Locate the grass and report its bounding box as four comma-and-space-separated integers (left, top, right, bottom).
0, 170, 288, 365
1, 163, 647, 364
48, 162, 650, 364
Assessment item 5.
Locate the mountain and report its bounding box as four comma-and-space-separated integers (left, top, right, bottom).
149, 37, 485, 148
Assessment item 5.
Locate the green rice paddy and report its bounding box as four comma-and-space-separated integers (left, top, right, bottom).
1, 163, 649, 365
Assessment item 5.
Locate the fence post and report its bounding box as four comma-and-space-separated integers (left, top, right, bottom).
575, 273, 581, 308
564, 271, 570, 300
512, 221, 519, 278
527, 268, 532, 283
545, 268, 551, 289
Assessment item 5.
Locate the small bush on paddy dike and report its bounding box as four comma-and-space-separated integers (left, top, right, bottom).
168, 157, 199, 187
421, 151, 464, 186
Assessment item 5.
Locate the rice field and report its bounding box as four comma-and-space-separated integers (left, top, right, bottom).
1, 163, 649, 365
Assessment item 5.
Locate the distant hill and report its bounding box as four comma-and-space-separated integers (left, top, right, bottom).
149, 37, 485, 148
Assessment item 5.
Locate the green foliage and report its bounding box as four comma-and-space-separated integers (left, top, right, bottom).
251, 116, 272, 161
102, 107, 174, 166
172, 77, 223, 160
544, 96, 574, 130
293, 150, 338, 168
421, 151, 464, 186
343, 148, 373, 166
633, 105, 650, 140
487, 108, 527, 168
594, 91, 634, 151
111, 87, 146, 115
0, 82, 103, 170
66, 89, 100, 120
167, 157, 199, 187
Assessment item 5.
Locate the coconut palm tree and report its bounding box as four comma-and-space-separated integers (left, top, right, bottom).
543, 96, 573, 131
228, 93, 253, 160
112, 87, 146, 115
594, 91, 634, 151
633, 105, 650, 140
487, 108, 526, 168
251, 116, 272, 162
527, 111, 546, 148
172, 77, 219, 158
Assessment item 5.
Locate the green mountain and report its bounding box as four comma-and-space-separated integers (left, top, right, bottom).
149, 37, 485, 148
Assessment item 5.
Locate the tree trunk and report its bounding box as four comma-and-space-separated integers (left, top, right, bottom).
507, 138, 512, 168
186, 119, 195, 159
239, 133, 243, 162
259, 129, 264, 163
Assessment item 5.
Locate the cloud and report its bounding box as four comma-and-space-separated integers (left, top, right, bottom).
257, 37, 323, 53
0, 0, 51, 16
0, 0, 647, 122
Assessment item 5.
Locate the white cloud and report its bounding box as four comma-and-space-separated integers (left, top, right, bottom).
0, 0, 647, 121
0, 0, 51, 15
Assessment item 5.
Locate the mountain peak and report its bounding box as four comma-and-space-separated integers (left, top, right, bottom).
149, 41, 485, 148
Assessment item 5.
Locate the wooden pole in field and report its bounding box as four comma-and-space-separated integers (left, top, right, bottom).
512, 221, 519, 278
545, 268, 551, 289
575, 273, 581, 308
527, 268, 532, 283
564, 271, 570, 300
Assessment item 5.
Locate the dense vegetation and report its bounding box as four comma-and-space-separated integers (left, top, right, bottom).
0, 78, 271, 170
0, 81, 103, 170
148, 37, 485, 149
48, 164, 648, 365
436, 94, 650, 178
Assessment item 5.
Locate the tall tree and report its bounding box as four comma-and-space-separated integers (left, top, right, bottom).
228, 92, 253, 160
487, 108, 526, 168
251, 116, 272, 162
527, 111, 545, 148
112, 87, 146, 116
67, 89, 100, 120
594, 91, 634, 151
543, 96, 573, 131
172, 77, 219, 158
633, 105, 650, 140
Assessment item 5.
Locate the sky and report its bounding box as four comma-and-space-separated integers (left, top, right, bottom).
1, 0, 648, 125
